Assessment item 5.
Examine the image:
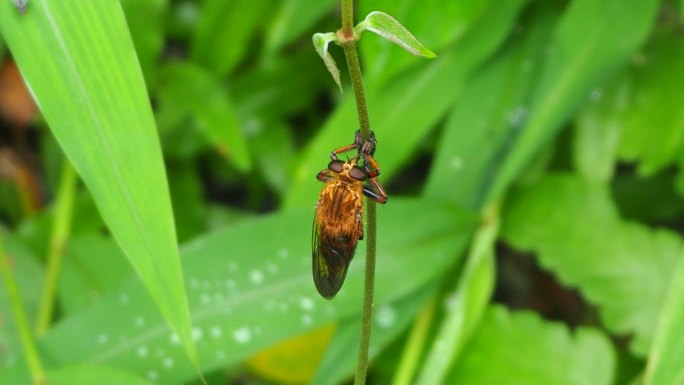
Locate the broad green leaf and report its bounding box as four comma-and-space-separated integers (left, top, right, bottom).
501, 174, 683, 355
645, 253, 684, 385
415, 211, 497, 385
191, 0, 270, 77
48, 365, 155, 385
286, 0, 528, 209
573, 72, 632, 182
617, 33, 684, 176
424, 5, 556, 209
311, 282, 438, 385
265, 0, 338, 54
359, 0, 490, 84
157, 62, 251, 172
58, 234, 132, 315
0, 199, 477, 384
447, 306, 615, 385
357, 11, 436, 58
312, 32, 342, 91
0, 0, 198, 369
488, 0, 659, 203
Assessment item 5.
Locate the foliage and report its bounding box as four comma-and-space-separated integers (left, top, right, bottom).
0, 0, 683, 384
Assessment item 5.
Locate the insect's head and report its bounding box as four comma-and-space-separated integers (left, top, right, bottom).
328, 159, 368, 181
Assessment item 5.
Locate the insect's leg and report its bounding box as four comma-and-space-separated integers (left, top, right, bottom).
363, 177, 388, 204
361, 153, 382, 178
330, 143, 359, 160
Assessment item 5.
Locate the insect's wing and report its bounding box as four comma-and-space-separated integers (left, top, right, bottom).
312, 219, 357, 299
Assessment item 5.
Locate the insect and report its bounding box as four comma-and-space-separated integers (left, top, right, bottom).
312, 130, 388, 299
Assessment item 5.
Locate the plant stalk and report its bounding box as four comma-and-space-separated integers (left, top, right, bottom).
0, 234, 47, 384
35, 161, 77, 336
341, 3, 376, 383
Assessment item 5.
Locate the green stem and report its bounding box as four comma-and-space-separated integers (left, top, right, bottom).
341, 11, 376, 385
0, 233, 47, 384
35, 161, 77, 336
341, 0, 354, 37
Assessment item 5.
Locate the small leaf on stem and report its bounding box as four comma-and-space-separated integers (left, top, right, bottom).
312, 32, 343, 92
357, 11, 436, 58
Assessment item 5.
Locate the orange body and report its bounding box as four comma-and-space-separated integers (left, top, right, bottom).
312, 130, 387, 299
312, 162, 365, 299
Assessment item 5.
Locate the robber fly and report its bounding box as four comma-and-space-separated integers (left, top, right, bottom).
312, 130, 388, 299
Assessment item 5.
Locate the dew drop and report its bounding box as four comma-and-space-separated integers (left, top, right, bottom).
233, 326, 252, 344
147, 370, 158, 381
590, 88, 603, 101
299, 297, 315, 311
169, 333, 181, 345
449, 157, 463, 171
210, 326, 223, 339
301, 314, 313, 326
192, 327, 203, 342
137, 345, 149, 358
278, 248, 289, 259
249, 269, 264, 284
227, 262, 238, 272
135, 316, 145, 327
200, 294, 212, 305
97, 334, 108, 344
266, 262, 278, 274
216, 350, 226, 360
376, 306, 396, 328
162, 357, 174, 369
189, 278, 200, 289
444, 292, 459, 310
119, 294, 129, 304
506, 105, 528, 127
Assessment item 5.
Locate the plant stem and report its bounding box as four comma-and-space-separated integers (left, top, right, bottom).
0, 234, 47, 384
341, 5, 376, 383
35, 161, 77, 336
340, 0, 354, 37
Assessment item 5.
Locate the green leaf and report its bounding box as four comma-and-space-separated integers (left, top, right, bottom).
157, 62, 251, 172
48, 365, 155, 385
501, 174, 683, 355
488, 0, 659, 203
311, 283, 438, 385
447, 306, 615, 385
58, 234, 132, 315
573, 72, 631, 182
357, 11, 436, 58
0, 0, 198, 369
645, 253, 684, 385
415, 211, 497, 385
312, 32, 342, 91
265, 0, 338, 54
190, 0, 270, 77
287, 0, 529, 209
617, 33, 684, 176
1, 199, 477, 384
424, 5, 556, 209
358, 0, 490, 84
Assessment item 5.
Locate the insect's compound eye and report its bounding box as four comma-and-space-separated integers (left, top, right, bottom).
328, 160, 345, 173
349, 166, 368, 181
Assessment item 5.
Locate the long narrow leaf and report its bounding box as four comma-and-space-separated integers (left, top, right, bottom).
0, 0, 198, 370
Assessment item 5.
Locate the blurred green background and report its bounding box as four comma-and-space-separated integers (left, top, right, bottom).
1, 0, 684, 384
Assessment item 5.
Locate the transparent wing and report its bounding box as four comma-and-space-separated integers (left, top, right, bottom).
312, 218, 357, 299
